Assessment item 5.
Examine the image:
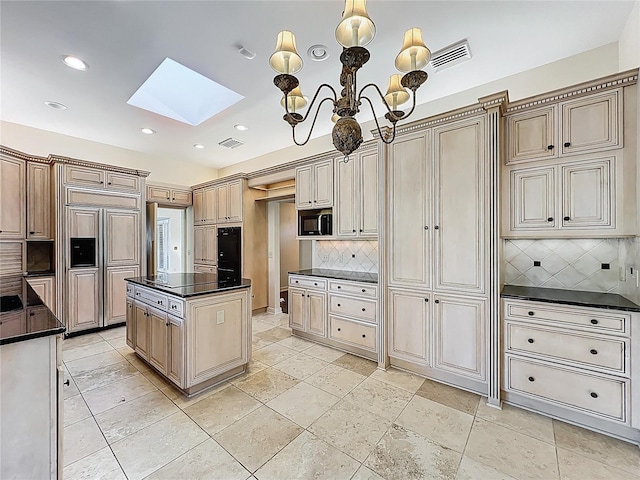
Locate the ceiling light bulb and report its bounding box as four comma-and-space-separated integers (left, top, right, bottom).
44, 101, 68, 110
61, 55, 89, 71
141, 128, 155, 134
234, 124, 249, 131
193, 144, 205, 149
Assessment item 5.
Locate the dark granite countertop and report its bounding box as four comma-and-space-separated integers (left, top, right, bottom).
501, 285, 640, 312
289, 269, 378, 284
126, 273, 251, 298
25, 271, 56, 278
0, 275, 65, 346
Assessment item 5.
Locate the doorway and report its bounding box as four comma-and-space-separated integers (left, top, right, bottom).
279, 201, 298, 313
147, 205, 187, 276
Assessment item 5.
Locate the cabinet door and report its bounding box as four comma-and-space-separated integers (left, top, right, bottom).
194, 226, 205, 264
106, 172, 139, 192
105, 266, 139, 326
27, 277, 55, 312
148, 306, 169, 374
434, 118, 485, 294
295, 165, 313, 209
307, 290, 327, 337
562, 158, 612, 228
203, 226, 217, 265
105, 210, 140, 266
313, 160, 334, 208
167, 315, 184, 388
204, 186, 217, 223
216, 184, 229, 223
193, 189, 205, 223
388, 133, 430, 288
171, 189, 192, 206
227, 181, 243, 223
147, 185, 171, 203
67, 269, 100, 332
507, 106, 557, 163
64, 165, 105, 188
359, 149, 378, 236
68, 207, 100, 238
289, 287, 305, 330
433, 295, 486, 381
0, 156, 25, 239
27, 162, 50, 239
335, 157, 358, 237
134, 302, 150, 359
510, 166, 556, 230
126, 299, 135, 348
388, 289, 429, 364
561, 91, 619, 156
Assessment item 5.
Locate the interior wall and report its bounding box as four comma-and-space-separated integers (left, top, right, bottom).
217, 43, 620, 178
279, 202, 298, 288
619, 0, 640, 70
157, 207, 184, 273
0, 120, 218, 185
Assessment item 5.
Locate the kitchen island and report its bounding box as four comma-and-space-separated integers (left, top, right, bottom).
125, 273, 251, 395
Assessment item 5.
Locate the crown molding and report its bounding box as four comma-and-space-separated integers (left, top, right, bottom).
0, 145, 50, 164
47, 154, 150, 177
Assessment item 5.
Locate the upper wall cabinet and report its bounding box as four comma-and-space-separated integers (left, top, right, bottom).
147, 184, 192, 207
65, 165, 140, 193
193, 185, 216, 224
0, 156, 25, 239
335, 147, 378, 239
27, 162, 51, 239
216, 180, 243, 224
296, 158, 334, 210
507, 90, 621, 165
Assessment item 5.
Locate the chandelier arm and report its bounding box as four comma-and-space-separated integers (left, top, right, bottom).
286, 84, 338, 124
357, 82, 397, 119
291, 96, 337, 146
360, 95, 398, 144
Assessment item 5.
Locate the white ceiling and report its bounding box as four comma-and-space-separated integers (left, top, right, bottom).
0, 1, 635, 169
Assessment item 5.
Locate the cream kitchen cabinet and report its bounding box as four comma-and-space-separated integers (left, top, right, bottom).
26, 162, 50, 239
506, 156, 618, 236
126, 298, 135, 348
105, 266, 139, 325
64, 164, 140, 193
216, 180, 243, 223
335, 147, 378, 238
295, 158, 334, 210
0, 155, 25, 239
67, 268, 101, 332
289, 286, 327, 336
193, 185, 216, 224
194, 225, 216, 265
147, 184, 192, 206
388, 289, 429, 365
507, 90, 621, 164
27, 276, 55, 312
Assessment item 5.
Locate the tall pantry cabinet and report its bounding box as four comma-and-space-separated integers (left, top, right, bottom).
384, 99, 503, 397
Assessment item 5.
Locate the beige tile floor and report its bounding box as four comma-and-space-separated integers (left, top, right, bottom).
62, 312, 639, 480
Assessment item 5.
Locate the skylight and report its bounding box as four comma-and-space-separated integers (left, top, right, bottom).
127, 58, 244, 126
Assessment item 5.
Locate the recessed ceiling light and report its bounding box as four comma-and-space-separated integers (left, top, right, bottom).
308, 44, 330, 62
234, 124, 248, 131
44, 101, 67, 110
193, 144, 205, 149
141, 128, 155, 135
60, 55, 89, 71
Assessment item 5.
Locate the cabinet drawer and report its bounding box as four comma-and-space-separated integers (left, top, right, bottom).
505, 356, 626, 421
168, 298, 184, 318
194, 264, 216, 274
329, 294, 377, 323
505, 323, 626, 374
106, 172, 139, 192
126, 282, 135, 298
505, 301, 628, 335
289, 275, 327, 290
134, 287, 168, 310
65, 165, 105, 187
329, 316, 376, 352
328, 280, 377, 298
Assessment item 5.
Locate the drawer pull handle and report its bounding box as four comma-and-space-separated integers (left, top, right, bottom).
527, 338, 534, 344
337, 328, 341, 331
590, 319, 599, 325
361, 308, 365, 312
528, 311, 534, 316
590, 392, 598, 399
590, 349, 598, 355
528, 376, 535, 382
362, 334, 366, 338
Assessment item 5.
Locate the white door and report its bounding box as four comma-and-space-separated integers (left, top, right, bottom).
510, 166, 556, 230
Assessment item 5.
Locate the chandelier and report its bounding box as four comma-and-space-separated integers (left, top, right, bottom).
269, 0, 430, 158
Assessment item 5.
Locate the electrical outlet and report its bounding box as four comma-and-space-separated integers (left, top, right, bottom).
320, 253, 329, 262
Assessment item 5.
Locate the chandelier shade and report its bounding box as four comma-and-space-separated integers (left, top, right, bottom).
384, 74, 410, 110
335, 0, 376, 48
269, 30, 303, 74
280, 86, 308, 112
395, 28, 431, 72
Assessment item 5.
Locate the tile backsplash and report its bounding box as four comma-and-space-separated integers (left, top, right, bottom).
504, 238, 630, 293
313, 240, 379, 273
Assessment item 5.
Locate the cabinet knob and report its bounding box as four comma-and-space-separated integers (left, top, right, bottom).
157, 300, 162, 304
424, 226, 429, 230
424, 298, 429, 302
100, 181, 104, 184
353, 230, 356, 233
564, 142, 571, 148
527, 338, 534, 343
547, 145, 554, 150
563, 216, 570, 221
172, 197, 175, 201
295, 280, 299, 283
590, 349, 598, 355
313, 200, 317, 203
108, 182, 112, 185
528, 311, 534, 316
64, 379, 70, 386
528, 376, 535, 382
362, 334, 366, 338
590, 319, 599, 325
29, 312, 35, 317
337, 328, 341, 331
314, 283, 317, 286
547, 217, 553, 222
337, 286, 341, 289
165, 322, 169, 327
337, 304, 341, 307
361, 308, 365, 312
590, 392, 598, 399
434, 299, 440, 304
359, 229, 363, 232
434, 226, 439, 230
362, 289, 366, 293
308, 201, 312, 204
29, 231, 35, 234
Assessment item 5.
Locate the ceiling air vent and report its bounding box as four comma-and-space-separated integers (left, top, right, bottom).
218, 137, 244, 149
430, 40, 472, 72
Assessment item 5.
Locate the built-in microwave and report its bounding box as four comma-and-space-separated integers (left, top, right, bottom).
299, 213, 332, 236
